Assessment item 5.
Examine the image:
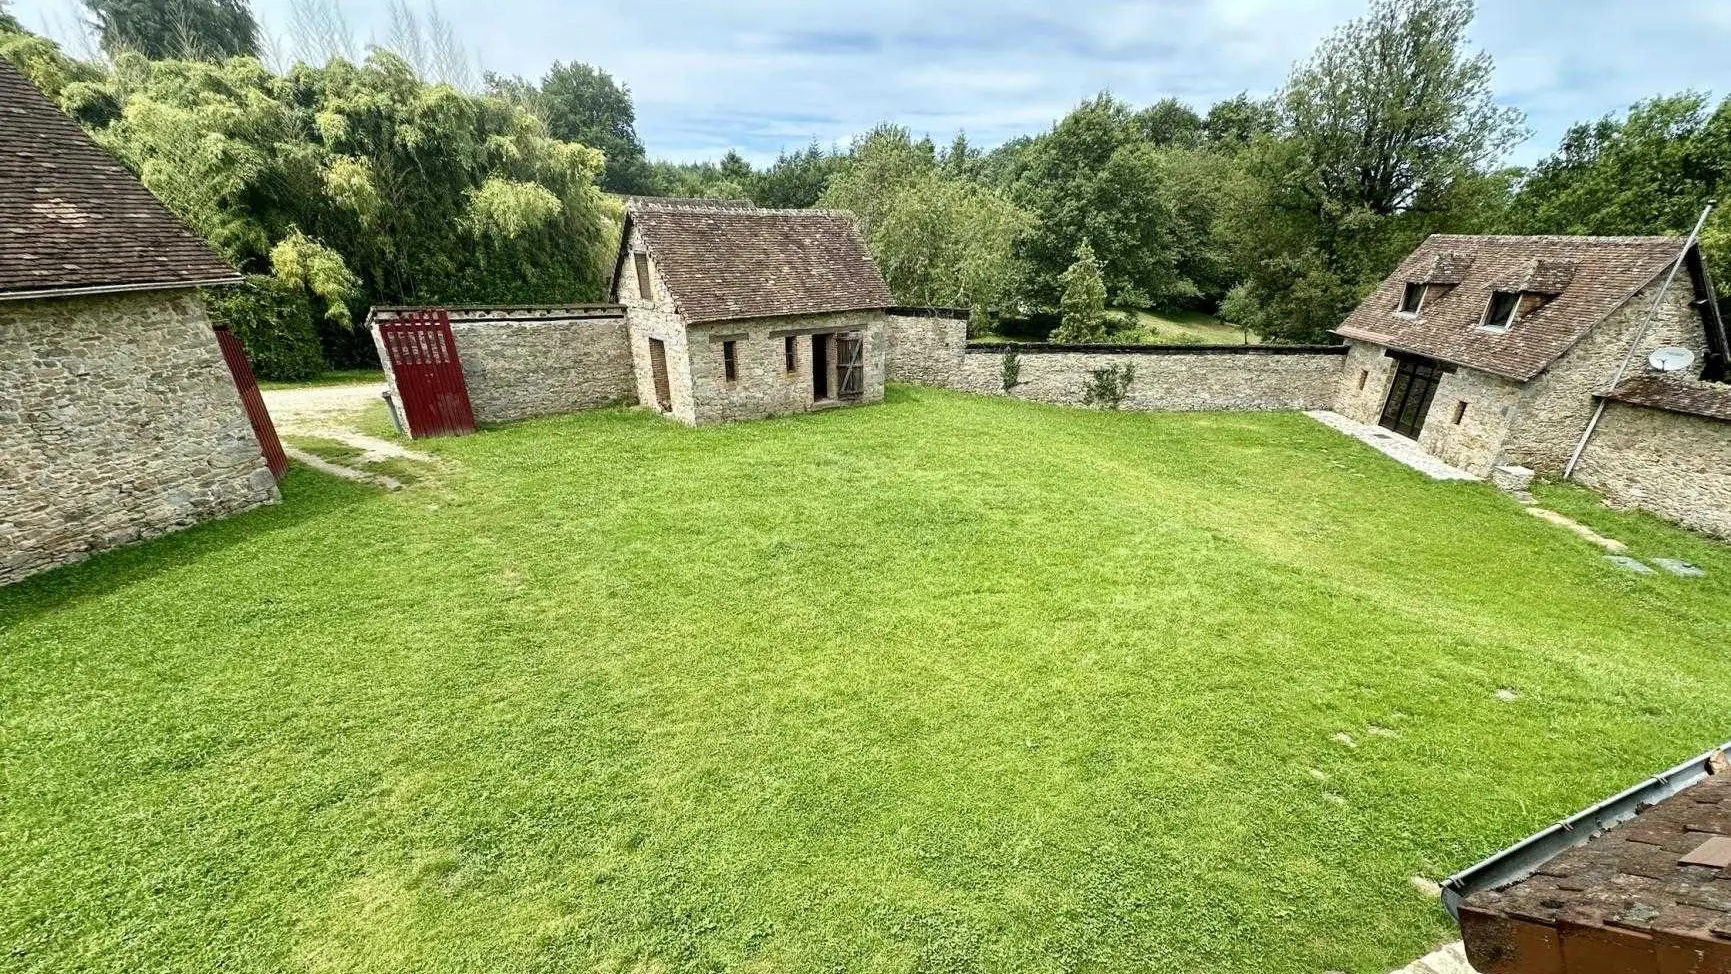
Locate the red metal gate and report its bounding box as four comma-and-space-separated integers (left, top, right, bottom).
377, 309, 476, 438
213, 327, 288, 481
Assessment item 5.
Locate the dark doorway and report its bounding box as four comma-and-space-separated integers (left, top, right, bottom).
648, 338, 671, 412
1379, 356, 1444, 439
836, 333, 864, 400
812, 333, 831, 401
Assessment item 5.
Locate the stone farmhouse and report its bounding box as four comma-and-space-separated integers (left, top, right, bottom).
611, 198, 897, 425
1332, 234, 1731, 535
0, 61, 279, 587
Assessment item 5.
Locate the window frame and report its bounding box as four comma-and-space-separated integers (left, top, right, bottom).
1399, 282, 1427, 315
1480, 291, 1523, 333
633, 253, 654, 302
784, 335, 798, 373
722, 339, 739, 383
1451, 400, 1468, 425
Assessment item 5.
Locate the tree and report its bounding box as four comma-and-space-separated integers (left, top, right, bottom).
80, 0, 258, 60
752, 143, 846, 208
1133, 98, 1203, 147
489, 61, 654, 195
1220, 0, 1525, 342
1052, 242, 1108, 343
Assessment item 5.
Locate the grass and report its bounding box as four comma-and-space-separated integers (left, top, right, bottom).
4, 386, 1729, 973
259, 369, 386, 391
1129, 308, 1259, 346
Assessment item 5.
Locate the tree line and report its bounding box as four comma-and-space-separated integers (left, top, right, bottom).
3, 0, 1729, 375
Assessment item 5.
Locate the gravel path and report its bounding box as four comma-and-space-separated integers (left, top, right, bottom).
262, 382, 387, 432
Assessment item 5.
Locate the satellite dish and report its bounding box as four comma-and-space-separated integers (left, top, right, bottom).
1648, 347, 1696, 373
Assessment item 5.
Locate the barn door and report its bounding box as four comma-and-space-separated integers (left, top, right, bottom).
836, 333, 864, 400
213, 327, 288, 481
378, 310, 476, 438
1379, 356, 1443, 439
648, 338, 672, 411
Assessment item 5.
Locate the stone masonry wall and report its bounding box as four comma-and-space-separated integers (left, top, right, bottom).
619, 225, 700, 425
1574, 402, 1731, 539
886, 312, 967, 386
948, 344, 1347, 411
1335, 340, 1526, 477
1, 290, 279, 587
451, 314, 635, 424
685, 311, 889, 426
1504, 281, 1706, 474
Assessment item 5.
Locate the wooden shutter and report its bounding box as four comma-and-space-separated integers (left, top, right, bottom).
836, 333, 864, 400
634, 253, 653, 301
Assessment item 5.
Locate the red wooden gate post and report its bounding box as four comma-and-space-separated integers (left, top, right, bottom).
213, 327, 289, 481
377, 310, 477, 438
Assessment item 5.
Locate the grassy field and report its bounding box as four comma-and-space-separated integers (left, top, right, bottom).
4, 387, 1729, 973
259, 369, 386, 391
1129, 309, 1258, 345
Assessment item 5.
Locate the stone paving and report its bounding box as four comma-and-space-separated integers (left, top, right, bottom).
1388, 941, 1479, 974
1304, 411, 1479, 481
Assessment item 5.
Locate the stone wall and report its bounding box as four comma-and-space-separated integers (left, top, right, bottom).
946, 343, 1348, 411
684, 311, 889, 426
1335, 340, 1526, 477
886, 311, 968, 386
1504, 281, 1708, 474
1573, 402, 1731, 539
372, 308, 636, 427
1, 290, 279, 587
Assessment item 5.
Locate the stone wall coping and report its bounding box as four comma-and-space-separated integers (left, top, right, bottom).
964, 342, 1350, 357
887, 307, 972, 320
369, 304, 626, 324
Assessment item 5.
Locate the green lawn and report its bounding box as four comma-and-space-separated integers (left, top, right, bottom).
1129, 308, 1259, 345
259, 369, 386, 391
5, 386, 1729, 973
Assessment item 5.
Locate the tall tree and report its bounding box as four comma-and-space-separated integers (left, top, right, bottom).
1052, 242, 1109, 343
489, 61, 654, 195
1220, 0, 1524, 342
81, 0, 258, 60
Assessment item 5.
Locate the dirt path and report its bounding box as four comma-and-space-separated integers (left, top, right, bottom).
262, 382, 387, 433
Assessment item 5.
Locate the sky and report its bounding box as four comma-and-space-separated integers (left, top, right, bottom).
15, 0, 1731, 168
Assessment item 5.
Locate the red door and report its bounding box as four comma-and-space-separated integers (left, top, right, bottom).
213, 327, 288, 481
377, 310, 476, 438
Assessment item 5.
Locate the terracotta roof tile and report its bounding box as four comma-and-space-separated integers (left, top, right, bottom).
1604, 373, 1731, 423
1337, 235, 1692, 381
621, 202, 894, 325
0, 60, 238, 299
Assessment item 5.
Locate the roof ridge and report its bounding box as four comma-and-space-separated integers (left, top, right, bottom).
1426, 233, 1688, 246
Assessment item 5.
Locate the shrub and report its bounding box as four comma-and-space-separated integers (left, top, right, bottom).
1001, 348, 1023, 394
1082, 362, 1136, 409
204, 276, 325, 382
1051, 242, 1108, 343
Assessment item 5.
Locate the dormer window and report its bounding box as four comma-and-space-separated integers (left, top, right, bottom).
1481, 291, 1523, 333
1399, 283, 1426, 314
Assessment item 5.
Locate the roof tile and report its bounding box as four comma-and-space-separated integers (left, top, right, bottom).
0, 61, 238, 298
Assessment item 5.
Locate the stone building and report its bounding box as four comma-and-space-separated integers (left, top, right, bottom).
0, 61, 279, 587
610, 198, 896, 426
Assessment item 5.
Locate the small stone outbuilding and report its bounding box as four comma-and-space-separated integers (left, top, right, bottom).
610, 198, 896, 426
1, 61, 279, 586
1333, 234, 1731, 536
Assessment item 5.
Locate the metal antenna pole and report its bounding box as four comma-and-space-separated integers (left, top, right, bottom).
1562, 201, 1716, 480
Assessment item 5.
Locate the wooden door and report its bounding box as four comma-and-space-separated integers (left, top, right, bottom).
836, 333, 864, 400
648, 338, 671, 412
1379, 357, 1443, 439
213, 327, 288, 481
377, 310, 476, 438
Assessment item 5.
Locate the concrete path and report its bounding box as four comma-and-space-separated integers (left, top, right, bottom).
1305, 411, 1479, 481
262, 382, 387, 432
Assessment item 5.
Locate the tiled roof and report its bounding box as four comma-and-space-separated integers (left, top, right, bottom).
1604, 373, 1731, 423
624, 196, 756, 211
1337, 235, 1695, 381
0, 60, 239, 300
1459, 769, 1731, 974
620, 202, 894, 325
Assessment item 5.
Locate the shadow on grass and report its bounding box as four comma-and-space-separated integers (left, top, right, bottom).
0, 466, 382, 625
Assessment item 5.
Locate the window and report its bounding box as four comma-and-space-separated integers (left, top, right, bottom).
1357, 370, 1369, 391
633, 253, 653, 302
784, 335, 798, 373
1399, 282, 1427, 314
1452, 401, 1468, 425
1481, 291, 1522, 332
722, 340, 738, 382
